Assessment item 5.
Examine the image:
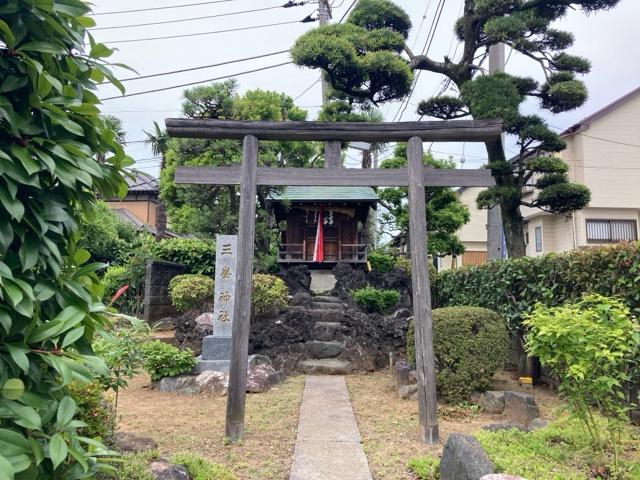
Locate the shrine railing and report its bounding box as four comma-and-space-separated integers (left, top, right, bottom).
277, 242, 368, 263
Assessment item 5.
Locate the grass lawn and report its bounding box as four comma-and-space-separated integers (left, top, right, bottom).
116, 374, 305, 480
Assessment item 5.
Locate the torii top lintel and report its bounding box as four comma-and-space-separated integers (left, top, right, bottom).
165, 118, 503, 143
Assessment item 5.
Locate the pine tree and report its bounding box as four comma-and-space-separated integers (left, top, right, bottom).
292, 0, 618, 257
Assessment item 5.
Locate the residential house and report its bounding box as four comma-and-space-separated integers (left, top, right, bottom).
449, 86, 640, 265
105, 170, 172, 237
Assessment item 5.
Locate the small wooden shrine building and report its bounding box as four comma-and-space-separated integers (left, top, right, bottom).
267, 186, 378, 265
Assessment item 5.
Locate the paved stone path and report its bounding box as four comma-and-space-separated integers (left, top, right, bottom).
290, 376, 372, 480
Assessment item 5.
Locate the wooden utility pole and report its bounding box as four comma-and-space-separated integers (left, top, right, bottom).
487, 43, 505, 261
318, 0, 332, 104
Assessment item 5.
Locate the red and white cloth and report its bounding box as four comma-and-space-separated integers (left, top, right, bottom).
313, 205, 324, 262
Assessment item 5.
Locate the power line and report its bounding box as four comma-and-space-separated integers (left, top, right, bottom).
577, 133, 640, 148
393, 0, 447, 122
92, 3, 307, 31
102, 19, 310, 44
93, 0, 237, 16
293, 78, 320, 101
116, 50, 290, 82
101, 62, 292, 101
338, 0, 358, 22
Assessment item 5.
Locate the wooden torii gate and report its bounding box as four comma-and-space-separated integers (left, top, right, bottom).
166, 118, 501, 444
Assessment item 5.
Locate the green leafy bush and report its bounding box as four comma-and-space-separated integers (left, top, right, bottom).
352, 286, 400, 313
435, 242, 640, 331
169, 274, 215, 312
407, 306, 508, 403
79, 201, 139, 265
149, 237, 217, 275
94, 315, 151, 414
0, 1, 130, 476
67, 382, 115, 440
102, 264, 144, 315
524, 294, 640, 472
172, 453, 236, 480
252, 273, 289, 316
476, 416, 640, 480
368, 251, 396, 273
407, 455, 440, 479
140, 341, 197, 381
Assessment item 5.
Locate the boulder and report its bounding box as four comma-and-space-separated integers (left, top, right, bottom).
440, 434, 494, 480
478, 391, 505, 414
149, 459, 190, 480
112, 431, 158, 453
247, 354, 273, 368
504, 391, 540, 426
246, 364, 275, 393
527, 418, 548, 431
398, 384, 418, 400
393, 361, 412, 388
157, 376, 199, 395
409, 370, 418, 384
153, 317, 177, 331
174, 309, 213, 356
277, 265, 311, 295
630, 409, 640, 427
482, 423, 527, 433
196, 371, 229, 396
268, 370, 287, 386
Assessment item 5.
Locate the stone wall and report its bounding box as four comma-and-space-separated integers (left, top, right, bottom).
143, 260, 187, 325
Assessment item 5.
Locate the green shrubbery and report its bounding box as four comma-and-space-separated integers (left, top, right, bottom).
66, 382, 115, 440
252, 273, 289, 316
172, 453, 236, 480
435, 242, 640, 331
140, 341, 197, 381
368, 251, 396, 273
525, 294, 640, 473
149, 237, 217, 275
352, 286, 400, 313
169, 274, 215, 312
407, 306, 508, 403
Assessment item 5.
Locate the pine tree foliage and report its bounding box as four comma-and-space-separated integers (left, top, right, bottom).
292, 0, 618, 257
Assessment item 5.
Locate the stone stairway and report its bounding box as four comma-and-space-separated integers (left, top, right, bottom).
298, 295, 353, 375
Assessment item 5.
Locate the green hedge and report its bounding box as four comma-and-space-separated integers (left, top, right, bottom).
352, 286, 400, 313
149, 237, 217, 275
435, 242, 640, 331
407, 306, 508, 403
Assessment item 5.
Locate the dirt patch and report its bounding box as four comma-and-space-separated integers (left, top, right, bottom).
116, 374, 305, 480
346, 370, 563, 480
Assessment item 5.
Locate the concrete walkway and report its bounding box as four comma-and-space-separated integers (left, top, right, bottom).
290, 376, 372, 480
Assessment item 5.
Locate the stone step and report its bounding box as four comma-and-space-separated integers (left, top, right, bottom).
305, 309, 344, 323
299, 358, 352, 375
312, 295, 343, 304
313, 322, 343, 342
305, 340, 345, 359
310, 302, 344, 311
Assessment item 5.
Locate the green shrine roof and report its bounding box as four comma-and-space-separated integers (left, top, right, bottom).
268, 186, 378, 202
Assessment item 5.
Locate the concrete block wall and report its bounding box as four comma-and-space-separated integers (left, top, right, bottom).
144, 260, 187, 324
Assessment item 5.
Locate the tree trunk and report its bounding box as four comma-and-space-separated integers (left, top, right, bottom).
501, 201, 527, 258
484, 140, 528, 258
361, 149, 372, 169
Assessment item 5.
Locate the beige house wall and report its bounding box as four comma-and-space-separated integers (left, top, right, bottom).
106, 200, 158, 227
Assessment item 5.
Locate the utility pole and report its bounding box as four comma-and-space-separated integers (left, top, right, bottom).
318, 0, 332, 104
487, 43, 506, 261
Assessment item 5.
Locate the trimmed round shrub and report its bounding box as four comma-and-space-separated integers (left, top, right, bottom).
150, 237, 217, 275
352, 286, 400, 313
368, 251, 396, 273
407, 306, 508, 403
140, 341, 197, 381
169, 274, 215, 312
252, 273, 289, 316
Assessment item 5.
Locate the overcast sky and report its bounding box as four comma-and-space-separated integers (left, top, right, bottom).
91, 0, 640, 176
